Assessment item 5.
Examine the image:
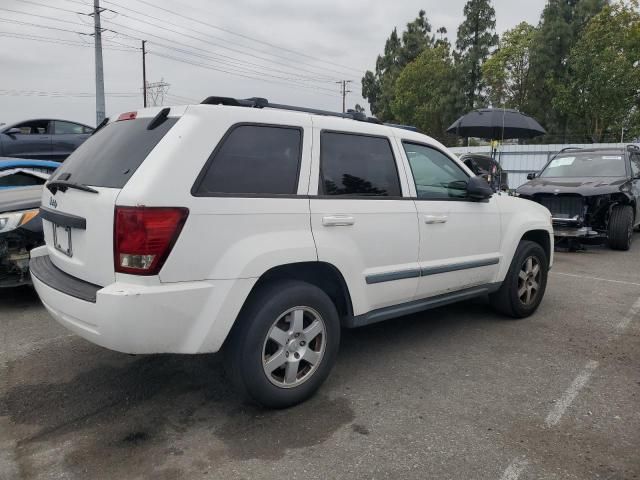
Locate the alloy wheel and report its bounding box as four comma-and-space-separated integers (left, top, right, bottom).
262, 307, 326, 388
518, 256, 541, 306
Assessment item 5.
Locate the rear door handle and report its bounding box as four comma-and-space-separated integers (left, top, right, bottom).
322, 215, 355, 227
424, 214, 448, 224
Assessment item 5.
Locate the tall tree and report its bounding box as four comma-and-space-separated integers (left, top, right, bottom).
361, 11, 435, 120
482, 22, 536, 110
553, 1, 640, 142
526, 0, 607, 135
455, 0, 499, 111
392, 45, 458, 143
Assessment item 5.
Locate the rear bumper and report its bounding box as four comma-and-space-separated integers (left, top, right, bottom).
30, 251, 256, 354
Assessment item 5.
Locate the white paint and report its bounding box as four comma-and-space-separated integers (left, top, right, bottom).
545, 360, 599, 428
500, 457, 529, 480
550, 271, 640, 287
616, 296, 640, 332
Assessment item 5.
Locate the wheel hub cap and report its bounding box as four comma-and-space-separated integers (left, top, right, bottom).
262, 307, 326, 388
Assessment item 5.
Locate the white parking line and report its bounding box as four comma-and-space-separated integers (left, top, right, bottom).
615, 297, 640, 332
550, 271, 640, 287
544, 360, 599, 428
499, 457, 529, 480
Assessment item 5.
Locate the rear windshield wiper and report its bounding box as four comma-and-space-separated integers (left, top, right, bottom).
46, 180, 98, 195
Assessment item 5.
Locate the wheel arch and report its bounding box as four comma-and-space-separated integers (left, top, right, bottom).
243, 261, 354, 326
521, 229, 551, 264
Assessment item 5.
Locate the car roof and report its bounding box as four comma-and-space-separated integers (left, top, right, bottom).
0, 158, 61, 170
3, 119, 93, 129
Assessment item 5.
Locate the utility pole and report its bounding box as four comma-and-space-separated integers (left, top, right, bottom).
92, 0, 106, 125
336, 80, 352, 113
142, 40, 147, 108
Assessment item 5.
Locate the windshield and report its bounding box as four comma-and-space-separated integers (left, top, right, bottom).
540, 153, 626, 178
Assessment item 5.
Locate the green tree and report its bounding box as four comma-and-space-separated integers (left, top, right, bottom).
361, 10, 435, 120
391, 45, 458, 143
482, 22, 536, 110
455, 0, 499, 110
526, 0, 607, 135
553, 1, 640, 142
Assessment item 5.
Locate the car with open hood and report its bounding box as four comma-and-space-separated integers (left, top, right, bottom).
517, 146, 640, 250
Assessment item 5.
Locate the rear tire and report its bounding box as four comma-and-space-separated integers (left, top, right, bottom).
490, 240, 548, 318
608, 205, 634, 251
224, 280, 340, 408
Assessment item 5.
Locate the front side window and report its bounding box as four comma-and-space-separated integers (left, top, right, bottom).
403, 142, 469, 199
12, 120, 49, 135
195, 125, 302, 195
630, 153, 640, 177
319, 132, 401, 197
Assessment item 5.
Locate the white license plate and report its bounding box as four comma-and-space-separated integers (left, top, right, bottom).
52, 223, 73, 257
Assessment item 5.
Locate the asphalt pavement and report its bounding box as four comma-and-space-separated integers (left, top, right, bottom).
1, 238, 639, 479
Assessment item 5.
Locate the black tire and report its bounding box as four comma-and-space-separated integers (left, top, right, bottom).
224, 280, 340, 408
608, 205, 634, 251
490, 240, 548, 318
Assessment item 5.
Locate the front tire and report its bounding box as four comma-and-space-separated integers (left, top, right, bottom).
608, 205, 634, 251
490, 240, 548, 318
224, 280, 340, 408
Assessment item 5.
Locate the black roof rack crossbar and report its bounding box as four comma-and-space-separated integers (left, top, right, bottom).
200, 96, 382, 124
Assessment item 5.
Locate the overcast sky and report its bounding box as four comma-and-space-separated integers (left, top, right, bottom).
0, 0, 546, 127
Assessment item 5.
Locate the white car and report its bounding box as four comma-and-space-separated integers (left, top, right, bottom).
30, 98, 553, 408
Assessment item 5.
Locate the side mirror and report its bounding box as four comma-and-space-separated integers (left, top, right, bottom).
467, 176, 493, 201
4, 127, 21, 135
526, 172, 537, 180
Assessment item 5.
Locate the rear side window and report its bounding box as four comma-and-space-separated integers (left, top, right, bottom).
319, 132, 401, 197
194, 124, 302, 195
51, 117, 177, 188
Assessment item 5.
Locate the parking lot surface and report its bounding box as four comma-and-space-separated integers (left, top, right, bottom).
1, 238, 639, 480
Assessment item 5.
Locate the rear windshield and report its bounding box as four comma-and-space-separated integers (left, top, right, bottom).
540, 153, 627, 178
51, 117, 177, 188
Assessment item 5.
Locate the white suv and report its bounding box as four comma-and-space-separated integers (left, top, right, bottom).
30, 97, 553, 408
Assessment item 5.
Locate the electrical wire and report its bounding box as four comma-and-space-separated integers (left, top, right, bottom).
0, 31, 138, 51
123, 0, 364, 75
102, 0, 357, 79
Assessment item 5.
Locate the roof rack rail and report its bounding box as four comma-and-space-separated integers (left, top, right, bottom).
384, 123, 419, 132
200, 96, 382, 125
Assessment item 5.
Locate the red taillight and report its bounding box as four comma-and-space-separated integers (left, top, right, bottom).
117, 111, 137, 121
114, 206, 188, 275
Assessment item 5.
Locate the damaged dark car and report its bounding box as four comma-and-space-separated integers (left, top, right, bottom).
0, 186, 43, 287
517, 146, 640, 250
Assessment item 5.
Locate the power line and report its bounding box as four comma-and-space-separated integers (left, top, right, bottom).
102, 0, 358, 79
0, 6, 89, 26
148, 52, 339, 98
122, 0, 364, 75
0, 30, 138, 51
101, 16, 341, 83
0, 88, 138, 97
17, 0, 84, 15
0, 17, 91, 35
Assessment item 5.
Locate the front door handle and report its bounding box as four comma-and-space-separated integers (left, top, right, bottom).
424, 214, 448, 224
322, 215, 355, 227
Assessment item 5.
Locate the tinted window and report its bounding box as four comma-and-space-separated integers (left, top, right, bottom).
0, 172, 46, 187
320, 132, 400, 197
54, 121, 86, 134
195, 125, 302, 195
403, 143, 469, 199
52, 117, 177, 188
14, 120, 49, 135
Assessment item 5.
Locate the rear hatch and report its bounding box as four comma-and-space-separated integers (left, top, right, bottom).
41, 111, 180, 286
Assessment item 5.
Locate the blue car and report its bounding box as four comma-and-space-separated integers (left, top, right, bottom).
0, 119, 93, 161
0, 158, 61, 189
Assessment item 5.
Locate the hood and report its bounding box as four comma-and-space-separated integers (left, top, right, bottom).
0, 185, 42, 212
517, 177, 626, 197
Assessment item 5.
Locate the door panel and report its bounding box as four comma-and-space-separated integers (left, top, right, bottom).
309, 123, 420, 315
52, 121, 91, 160
398, 140, 501, 299
1, 121, 52, 160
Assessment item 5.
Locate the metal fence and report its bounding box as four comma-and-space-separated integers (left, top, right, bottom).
450, 143, 640, 189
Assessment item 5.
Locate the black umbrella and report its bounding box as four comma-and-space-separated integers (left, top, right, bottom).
447, 108, 546, 140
